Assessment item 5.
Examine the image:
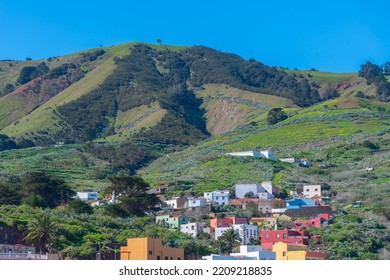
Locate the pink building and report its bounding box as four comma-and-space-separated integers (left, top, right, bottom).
293, 214, 330, 229
261, 229, 310, 250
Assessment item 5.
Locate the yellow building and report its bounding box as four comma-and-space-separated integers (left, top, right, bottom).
272, 242, 307, 260
120, 237, 184, 260
250, 217, 277, 229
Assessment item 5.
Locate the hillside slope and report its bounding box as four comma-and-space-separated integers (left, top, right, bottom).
1, 43, 322, 146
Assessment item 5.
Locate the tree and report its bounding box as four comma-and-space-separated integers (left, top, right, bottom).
103, 176, 160, 216
157, 39, 162, 45
358, 61, 390, 102
382, 62, 390, 76
24, 214, 58, 253
216, 228, 242, 254
322, 84, 339, 100
359, 61, 382, 85
68, 199, 93, 214
244, 191, 255, 198
19, 172, 76, 208
266, 108, 288, 125
0, 182, 21, 205
0, 134, 18, 151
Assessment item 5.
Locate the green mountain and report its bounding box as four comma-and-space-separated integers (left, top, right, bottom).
0, 43, 321, 145
0, 42, 389, 200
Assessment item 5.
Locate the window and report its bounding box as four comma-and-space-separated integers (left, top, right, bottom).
315, 188, 318, 192
306, 189, 309, 192
178, 258, 181, 260
165, 256, 168, 260
283, 233, 288, 239
170, 257, 173, 260
149, 250, 153, 255
157, 256, 160, 260
265, 234, 269, 239
276, 234, 280, 239
283, 252, 286, 257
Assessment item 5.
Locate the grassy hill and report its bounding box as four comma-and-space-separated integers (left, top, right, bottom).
139, 94, 390, 205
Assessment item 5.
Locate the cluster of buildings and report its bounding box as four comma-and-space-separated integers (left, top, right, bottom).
144, 181, 333, 260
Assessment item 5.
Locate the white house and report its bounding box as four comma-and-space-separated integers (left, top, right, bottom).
180, 222, 207, 238
303, 185, 321, 198
260, 150, 278, 160
215, 224, 259, 245
184, 197, 206, 208
261, 181, 280, 196
225, 151, 262, 157
230, 245, 276, 260
232, 224, 259, 245
204, 190, 230, 205
163, 197, 188, 209
235, 183, 275, 199
76, 190, 99, 201
225, 150, 277, 161
235, 184, 262, 198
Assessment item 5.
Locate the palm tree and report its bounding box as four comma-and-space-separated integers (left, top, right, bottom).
217, 228, 242, 254
24, 214, 58, 254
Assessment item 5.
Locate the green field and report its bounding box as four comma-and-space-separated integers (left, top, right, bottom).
0, 145, 111, 190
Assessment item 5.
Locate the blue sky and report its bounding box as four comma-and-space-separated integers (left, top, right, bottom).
0, 0, 389, 72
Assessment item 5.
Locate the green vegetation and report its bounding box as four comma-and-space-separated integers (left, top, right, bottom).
16, 62, 49, 84
266, 108, 288, 125
359, 61, 390, 101
103, 176, 160, 217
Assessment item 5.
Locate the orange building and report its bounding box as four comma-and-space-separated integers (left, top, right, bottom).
272, 242, 307, 260
209, 216, 248, 233
120, 238, 184, 260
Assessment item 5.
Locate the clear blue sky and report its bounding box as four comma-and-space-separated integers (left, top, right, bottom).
0, 0, 389, 72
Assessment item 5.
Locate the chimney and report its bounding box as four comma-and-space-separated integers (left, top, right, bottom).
274, 224, 278, 230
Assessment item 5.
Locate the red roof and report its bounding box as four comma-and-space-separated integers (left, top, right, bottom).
306, 251, 327, 259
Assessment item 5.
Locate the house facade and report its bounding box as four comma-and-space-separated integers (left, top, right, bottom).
214, 224, 259, 245
303, 185, 321, 198
185, 197, 206, 208
272, 242, 307, 260
204, 190, 230, 205
164, 197, 188, 209
76, 190, 99, 201
156, 214, 189, 229
232, 224, 259, 245
120, 238, 184, 260
180, 222, 207, 238
286, 197, 316, 210
261, 229, 310, 250
293, 213, 331, 229
250, 217, 277, 229
229, 198, 259, 210
209, 216, 248, 233
229, 245, 276, 260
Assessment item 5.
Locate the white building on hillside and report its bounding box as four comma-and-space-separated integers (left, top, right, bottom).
303, 185, 321, 198
226, 150, 278, 160
235, 183, 277, 199
76, 190, 99, 201
215, 224, 259, 245
180, 222, 207, 238
204, 190, 230, 205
